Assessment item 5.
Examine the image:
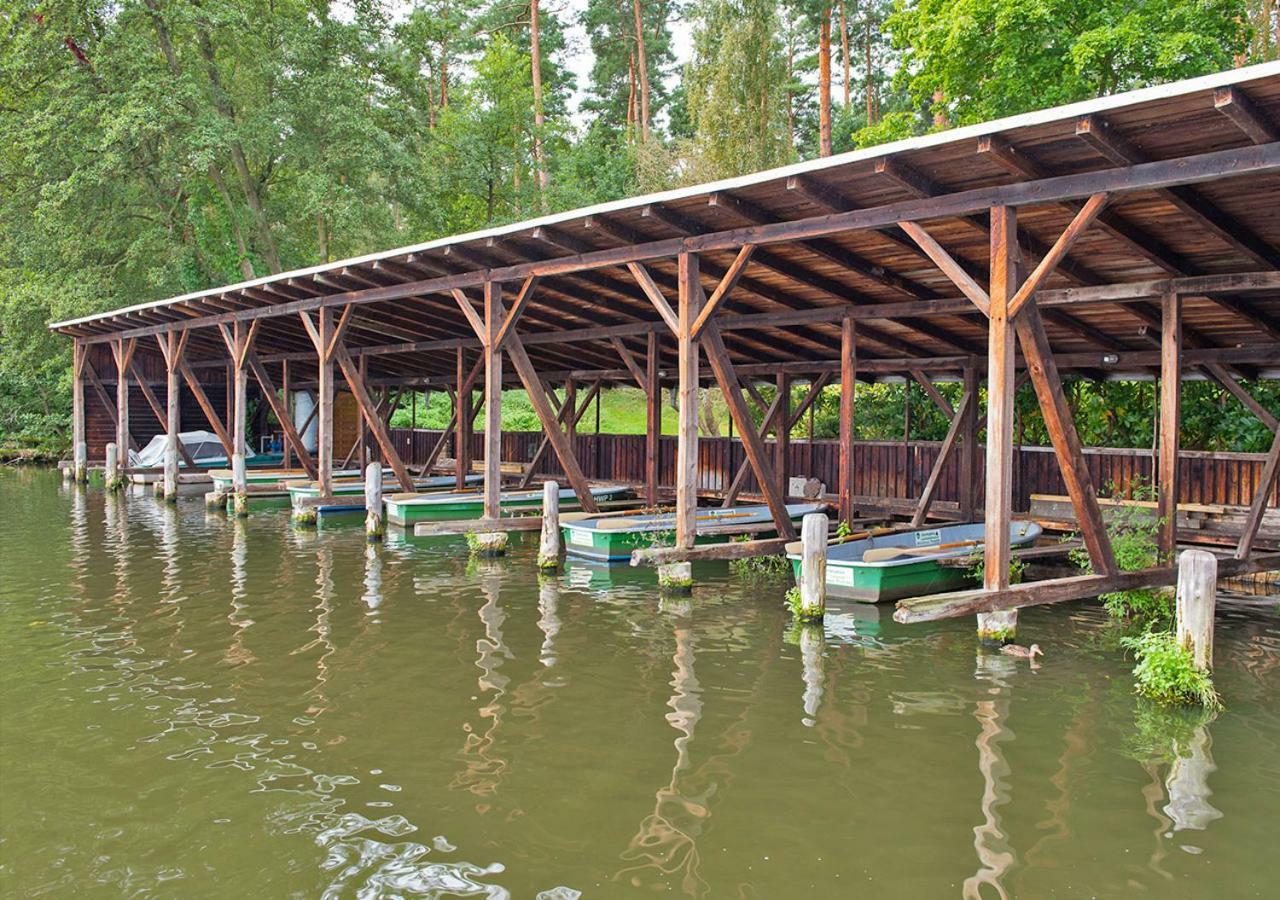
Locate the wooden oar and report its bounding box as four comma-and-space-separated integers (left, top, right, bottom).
783, 525, 894, 555
595, 509, 760, 532
861, 539, 981, 563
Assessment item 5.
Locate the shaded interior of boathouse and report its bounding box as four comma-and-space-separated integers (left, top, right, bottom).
52, 63, 1280, 616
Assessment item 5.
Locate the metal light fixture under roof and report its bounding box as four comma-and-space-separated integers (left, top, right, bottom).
1101, 353, 1120, 364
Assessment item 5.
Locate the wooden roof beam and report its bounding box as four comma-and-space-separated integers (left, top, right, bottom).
1214, 87, 1277, 145
1075, 114, 1280, 269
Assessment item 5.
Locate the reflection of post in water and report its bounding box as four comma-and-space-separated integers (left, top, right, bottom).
963, 652, 1017, 900
799, 624, 824, 726
361, 543, 384, 615
451, 563, 512, 802
294, 542, 336, 717
224, 518, 256, 668
1163, 721, 1221, 832
537, 575, 561, 668
616, 623, 708, 896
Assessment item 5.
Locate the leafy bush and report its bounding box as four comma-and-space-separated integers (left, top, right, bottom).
1071, 477, 1170, 625
729, 535, 791, 580
1121, 630, 1222, 710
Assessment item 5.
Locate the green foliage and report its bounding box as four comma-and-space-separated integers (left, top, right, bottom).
729, 536, 792, 579
967, 555, 1027, 586
1071, 478, 1172, 625
1121, 630, 1222, 710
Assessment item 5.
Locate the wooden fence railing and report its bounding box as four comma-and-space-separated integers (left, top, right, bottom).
388, 428, 1280, 512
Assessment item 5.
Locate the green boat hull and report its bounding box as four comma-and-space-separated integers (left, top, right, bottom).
789, 556, 973, 603
563, 525, 726, 562
389, 493, 587, 525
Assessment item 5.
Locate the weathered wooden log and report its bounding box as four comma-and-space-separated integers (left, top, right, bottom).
537, 481, 560, 570
365, 462, 384, 541
631, 536, 791, 567
895, 551, 1279, 624
230, 453, 248, 517
1176, 549, 1216, 672
105, 442, 124, 492
163, 442, 178, 502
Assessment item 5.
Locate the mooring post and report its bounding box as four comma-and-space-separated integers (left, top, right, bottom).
74, 440, 88, 484
796, 512, 828, 620
231, 453, 248, 518
105, 442, 122, 491
537, 480, 560, 570
163, 441, 178, 502
1176, 548, 1217, 672
365, 461, 384, 541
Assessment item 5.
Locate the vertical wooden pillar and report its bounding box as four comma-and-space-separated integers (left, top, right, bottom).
114, 340, 130, 465
564, 378, 577, 443
282, 360, 292, 471
1158, 292, 1182, 561
357, 353, 369, 468
776, 373, 791, 500
980, 206, 1019, 641
455, 347, 473, 490
483, 281, 505, 521
960, 363, 979, 521
838, 316, 857, 524
675, 252, 702, 550
232, 323, 249, 493
164, 334, 183, 502
317, 308, 335, 497
646, 331, 661, 507
71, 341, 86, 481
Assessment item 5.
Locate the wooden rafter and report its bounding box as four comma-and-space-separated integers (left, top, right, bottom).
1007, 192, 1111, 318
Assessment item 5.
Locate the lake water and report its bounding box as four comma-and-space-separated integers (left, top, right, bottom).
2, 468, 1278, 898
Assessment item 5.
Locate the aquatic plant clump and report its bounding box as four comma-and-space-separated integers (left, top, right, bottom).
785, 586, 823, 623
1121, 630, 1222, 711
1071, 477, 1170, 626
729, 536, 790, 580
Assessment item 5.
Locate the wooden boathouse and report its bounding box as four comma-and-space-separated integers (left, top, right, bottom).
52, 64, 1280, 629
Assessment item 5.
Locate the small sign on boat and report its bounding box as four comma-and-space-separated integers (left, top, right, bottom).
914, 529, 942, 546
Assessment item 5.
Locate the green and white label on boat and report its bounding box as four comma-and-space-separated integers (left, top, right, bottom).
828, 566, 855, 587
567, 527, 593, 546
915, 529, 942, 546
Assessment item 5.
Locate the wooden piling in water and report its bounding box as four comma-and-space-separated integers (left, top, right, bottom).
796, 512, 828, 620
163, 443, 178, 503
365, 462, 384, 541
74, 441, 88, 484
231, 453, 248, 517
1176, 549, 1216, 672
537, 480, 560, 570
105, 442, 123, 491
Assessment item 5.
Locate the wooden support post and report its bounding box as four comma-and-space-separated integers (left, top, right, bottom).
911, 390, 972, 526
179, 361, 234, 459
839, 316, 857, 525
455, 348, 473, 489
72, 341, 87, 482
564, 378, 577, 443
245, 352, 317, 478
959, 364, 979, 521
365, 461, 384, 541
333, 346, 414, 492
675, 252, 701, 551
233, 333, 249, 485
1176, 549, 1216, 673
797, 512, 828, 620
506, 336, 600, 512
282, 360, 292, 471
111, 338, 136, 468
1235, 422, 1280, 559
1015, 302, 1116, 574
483, 281, 504, 521
980, 206, 1018, 641
316, 310, 335, 497
230, 452, 248, 517
1158, 292, 1182, 562
105, 442, 120, 491
646, 331, 661, 507
537, 480, 561, 570
776, 372, 791, 500
702, 323, 797, 540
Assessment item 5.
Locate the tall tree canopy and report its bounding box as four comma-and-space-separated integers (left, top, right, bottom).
0, 0, 1274, 453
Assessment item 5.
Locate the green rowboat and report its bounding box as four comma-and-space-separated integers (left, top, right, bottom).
289, 474, 481, 514
386, 484, 632, 525
563, 502, 828, 562
787, 521, 1043, 603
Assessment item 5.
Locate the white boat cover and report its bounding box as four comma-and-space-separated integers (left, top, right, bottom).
128, 430, 254, 467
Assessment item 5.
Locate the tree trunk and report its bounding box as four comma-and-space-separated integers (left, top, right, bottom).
839, 0, 851, 108
933, 88, 948, 129
530, 0, 550, 207
818, 6, 833, 157
633, 0, 650, 140
865, 17, 877, 125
